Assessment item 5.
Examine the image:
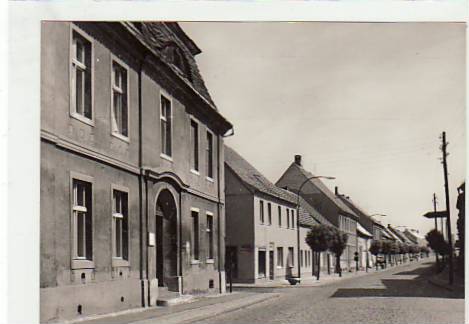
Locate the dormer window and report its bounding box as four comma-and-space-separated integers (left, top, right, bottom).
162, 44, 191, 80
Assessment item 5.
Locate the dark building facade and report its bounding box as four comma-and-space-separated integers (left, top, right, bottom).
40, 22, 232, 322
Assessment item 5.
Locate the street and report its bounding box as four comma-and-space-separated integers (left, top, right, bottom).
193, 261, 464, 324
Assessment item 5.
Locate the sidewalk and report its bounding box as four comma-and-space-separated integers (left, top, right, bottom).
74, 291, 279, 324
427, 268, 465, 293
233, 259, 429, 289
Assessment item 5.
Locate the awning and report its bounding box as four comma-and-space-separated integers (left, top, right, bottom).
357, 223, 373, 238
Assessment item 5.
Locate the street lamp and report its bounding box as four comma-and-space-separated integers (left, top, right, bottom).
296, 175, 335, 281
370, 213, 387, 218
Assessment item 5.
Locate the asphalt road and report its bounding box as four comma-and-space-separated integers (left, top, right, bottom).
192, 261, 465, 324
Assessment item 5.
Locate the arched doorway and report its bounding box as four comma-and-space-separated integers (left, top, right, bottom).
155, 189, 178, 288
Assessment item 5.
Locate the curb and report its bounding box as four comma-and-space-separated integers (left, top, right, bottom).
133, 293, 280, 324
427, 278, 464, 292
233, 261, 419, 290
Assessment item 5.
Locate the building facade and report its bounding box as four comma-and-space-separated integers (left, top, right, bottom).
224, 146, 319, 283
40, 22, 233, 322
276, 155, 359, 271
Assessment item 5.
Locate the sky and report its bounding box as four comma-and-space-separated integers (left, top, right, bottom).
181, 22, 466, 238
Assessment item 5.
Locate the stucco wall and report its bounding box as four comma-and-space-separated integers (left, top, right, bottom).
41, 20, 228, 322
224, 167, 254, 282
40, 142, 141, 322
41, 22, 140, 169
140, 69, 221, 201
253, 195, 298, 281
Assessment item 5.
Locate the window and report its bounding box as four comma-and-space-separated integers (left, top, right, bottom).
190, 120, 199, 172
206, 213, 214, 260
267, 203, 272, 225
112, 189, 128, 260
191, 210, 199, 260
287, 247, 295, 267
278, 206, 282, 227
71, 29, 92, 121
300, 250, 304, 267
72, 179, 92, 260
258, 250, 266, 278
291, 210, 295, 229
160, 95, 172, 157
111, 61, 128, 138
259, 200, 264, 224
277, 247, 284, 267
286, 209, 290, 228
206, 131, 214, 179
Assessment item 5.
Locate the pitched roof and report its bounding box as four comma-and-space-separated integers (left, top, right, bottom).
298, 195, 333, 227
336, 194, 375, 226
293, 163, 358, 218
128, 22, 216, 108
386, 226, 413, 244
357, 223, 373, 238
403, 229, 427, 246
224, 146, 297, 205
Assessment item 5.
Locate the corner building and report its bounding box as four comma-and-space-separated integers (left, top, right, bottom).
40, 22, 232, 322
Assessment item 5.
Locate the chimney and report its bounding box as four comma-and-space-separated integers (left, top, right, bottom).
294, 155, 302, 166
335, 186, 339, 196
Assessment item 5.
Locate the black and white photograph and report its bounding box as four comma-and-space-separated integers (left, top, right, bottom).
3, 2, 468, 324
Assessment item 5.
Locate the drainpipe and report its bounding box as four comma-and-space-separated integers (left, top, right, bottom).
137, 52, 149, 307
218, 128, 234, 292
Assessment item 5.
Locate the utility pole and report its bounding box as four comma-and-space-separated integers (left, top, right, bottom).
441, 131, 454, 285
433, 193, 439, 267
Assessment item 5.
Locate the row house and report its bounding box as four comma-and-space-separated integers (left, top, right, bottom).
40, 21, 233, 322
276, 155, 360, 271
224, 146, 321, 283
336, 193, 374, 270
403, 229, 427, 247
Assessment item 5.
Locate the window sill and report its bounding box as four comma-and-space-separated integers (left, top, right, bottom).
112, 258, 130, 268
206, 259, 215, 264
70, 112, 95, 127
206, 176, 214, 183
191, 260, 200, 265
71, 259, 95, 270
190, 169, 200, 176
276, 266, 283, 269
160, 153, 173, 162
111, 131, 130, 143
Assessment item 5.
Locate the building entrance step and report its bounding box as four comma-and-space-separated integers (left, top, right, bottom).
156, 287, 193, 307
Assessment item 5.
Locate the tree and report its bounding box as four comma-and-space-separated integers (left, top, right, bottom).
425, 229, 449, 257
306, 224, 332, 280
389, 241, 399, 266
409, 245, 420, 260
329, 227, 348, 277
399, 243, 409, 263
381, 241, 392, 268
369, 240, 382, 270
425, 229, 450, 271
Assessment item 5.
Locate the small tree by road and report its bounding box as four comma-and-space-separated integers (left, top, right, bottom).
381, 241, 392, 268
306, 224, 332, 280
425, 229, 449, 257
329, 228, 348, 277
389, 241, 399, 266
369, 240, 382, 270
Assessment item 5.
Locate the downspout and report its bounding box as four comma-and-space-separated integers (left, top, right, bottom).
138, 52, 149, 307
218, 128, 234, 292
